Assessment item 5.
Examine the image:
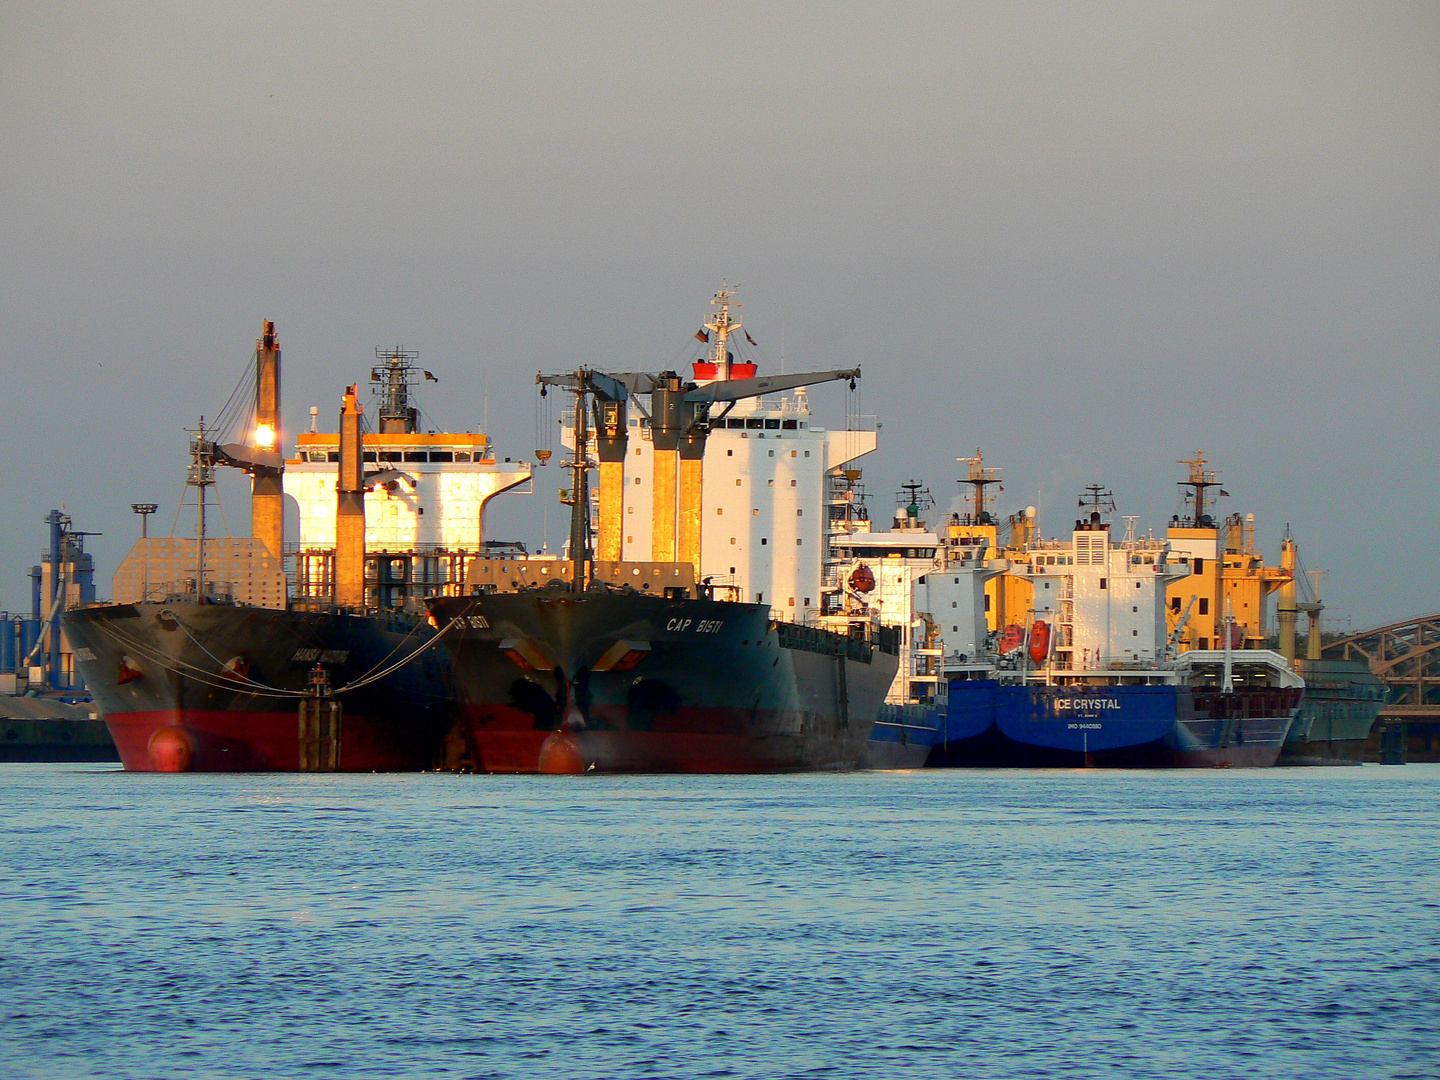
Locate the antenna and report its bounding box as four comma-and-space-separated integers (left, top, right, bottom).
130, 503, 158, 538
1077, 484, 1116, 521
895, 480, 934, 526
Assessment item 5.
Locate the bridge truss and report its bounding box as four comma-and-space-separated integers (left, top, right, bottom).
1325, 613, 1440, 721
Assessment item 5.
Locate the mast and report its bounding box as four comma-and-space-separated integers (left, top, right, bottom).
705, 282, 743, 381
186, 418, 217, 601
372, 346, 421, 434
1222, 597, 1234, 692
1177, 451, 1221, 527
957, 449, 1002, 525
1077, 484, 1115, 527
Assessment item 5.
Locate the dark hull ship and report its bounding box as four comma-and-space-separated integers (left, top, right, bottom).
431, 590, 896, 773
65, 323, 526, 772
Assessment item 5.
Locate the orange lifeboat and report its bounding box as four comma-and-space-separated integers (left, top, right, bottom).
999, 624, 1025, 655
848, 565, 876, 593
1028, 620, 1051, 664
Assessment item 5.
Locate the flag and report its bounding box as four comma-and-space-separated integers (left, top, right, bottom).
1219, 489, 1229, 496
745, 331, 757, 346
694, 329, 709, 343
423, 370, 439, 382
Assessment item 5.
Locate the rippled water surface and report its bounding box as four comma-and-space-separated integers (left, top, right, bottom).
1, 763, 1436, 1079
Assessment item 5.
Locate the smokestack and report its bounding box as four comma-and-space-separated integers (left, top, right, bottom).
335, 385, 366, 609
252, 320, 284, 562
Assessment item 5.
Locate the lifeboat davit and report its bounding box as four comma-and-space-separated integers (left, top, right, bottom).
1028, 620, 1051, 664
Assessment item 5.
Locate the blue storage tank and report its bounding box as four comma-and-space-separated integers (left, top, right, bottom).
0, 617, 14, 673
19, 619, 42, 667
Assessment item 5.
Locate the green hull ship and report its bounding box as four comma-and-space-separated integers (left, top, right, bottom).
1278, 657, 1386, 765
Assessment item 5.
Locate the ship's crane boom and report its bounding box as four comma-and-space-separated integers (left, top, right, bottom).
535, 364, 862, 590
1167, 595, 1197, 658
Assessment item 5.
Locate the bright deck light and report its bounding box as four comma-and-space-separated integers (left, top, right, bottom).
254, 423, 276, 449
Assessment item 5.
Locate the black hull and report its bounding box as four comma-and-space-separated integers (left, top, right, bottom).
60, 602, 454, 771
429, 591, 896, 773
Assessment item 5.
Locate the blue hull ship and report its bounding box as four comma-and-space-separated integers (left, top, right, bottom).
863, 700, 944, 769
931, 669, 1301, 768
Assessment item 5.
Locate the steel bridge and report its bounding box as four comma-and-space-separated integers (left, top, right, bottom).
1325, 614, 1440, 761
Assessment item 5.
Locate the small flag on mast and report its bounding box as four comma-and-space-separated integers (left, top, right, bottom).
744, 331, 757, 346
694, 329, 709, 343
423, 370, 439, 382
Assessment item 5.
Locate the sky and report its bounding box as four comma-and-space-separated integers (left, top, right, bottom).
1, 2, 1436, 632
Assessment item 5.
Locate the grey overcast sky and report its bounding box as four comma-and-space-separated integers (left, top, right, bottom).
1, 2, 1435, 630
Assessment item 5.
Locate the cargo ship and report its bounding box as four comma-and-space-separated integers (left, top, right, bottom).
1270, 539, 1386, 764
927, 476, 1303, 767
429, 286, 899, 772
63, 323, 529, 771
821, 482, 997, 768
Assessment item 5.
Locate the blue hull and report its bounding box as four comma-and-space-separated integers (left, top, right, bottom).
863, 701, 943, 769
930, 679, 1299, 768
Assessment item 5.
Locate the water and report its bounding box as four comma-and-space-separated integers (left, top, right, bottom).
1, 764, 1436, 1080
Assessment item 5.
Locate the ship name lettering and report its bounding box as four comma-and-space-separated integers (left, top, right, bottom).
466, 615, 489, 629
1067, 722, 1103, 730
292, 648, 350, 664
695, 620, 724, 633
665, 618, 693, 632
1057, 698, 1120, 711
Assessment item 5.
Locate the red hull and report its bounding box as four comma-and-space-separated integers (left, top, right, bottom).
458, 703, 862, 773
106, 708, 436, 772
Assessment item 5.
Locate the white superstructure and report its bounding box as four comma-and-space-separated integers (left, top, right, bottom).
1013, 509, 1189, 670
591, 394, 875, 616
825, 491, 1004, 706
284, 434, 530, 550
561, 284, 876, 622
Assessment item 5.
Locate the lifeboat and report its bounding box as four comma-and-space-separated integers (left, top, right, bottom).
1028, 620, 1051, 664
848, 564, 876, 593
